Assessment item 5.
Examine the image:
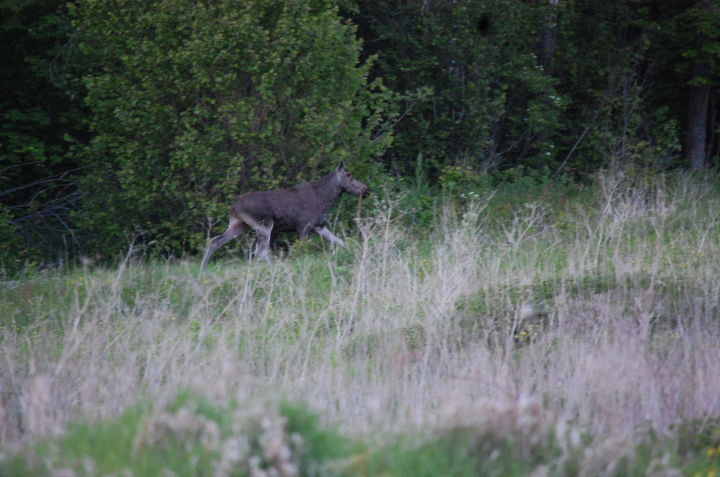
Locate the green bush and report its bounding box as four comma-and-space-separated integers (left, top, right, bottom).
1, 394, 360, 477
72, 0, 394, 258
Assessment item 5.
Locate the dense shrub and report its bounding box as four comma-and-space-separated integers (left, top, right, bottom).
72, 0, 394, 257
348, 0, 565, 179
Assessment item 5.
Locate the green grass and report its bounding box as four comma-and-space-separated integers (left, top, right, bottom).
4, 394, 719, 476
2, 171, 720, 475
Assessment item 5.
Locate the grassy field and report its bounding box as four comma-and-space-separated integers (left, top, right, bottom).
2, 171, 720, 476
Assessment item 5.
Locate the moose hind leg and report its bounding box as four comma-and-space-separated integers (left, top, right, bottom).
201, 218, 246, 268
239, 213, 273, 261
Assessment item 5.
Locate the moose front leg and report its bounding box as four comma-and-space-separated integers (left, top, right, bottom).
314, 226, 346, 247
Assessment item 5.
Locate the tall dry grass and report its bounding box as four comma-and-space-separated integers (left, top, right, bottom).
1, 171, 720, 469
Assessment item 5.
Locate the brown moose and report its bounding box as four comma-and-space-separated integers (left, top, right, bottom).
201, 161, 369, 266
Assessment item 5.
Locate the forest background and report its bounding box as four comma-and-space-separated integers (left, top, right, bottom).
1, 0, 719, 269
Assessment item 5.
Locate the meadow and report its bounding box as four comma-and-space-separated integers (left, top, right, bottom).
2, 171, 720, 476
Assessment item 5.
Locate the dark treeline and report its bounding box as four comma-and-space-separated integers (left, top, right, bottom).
1, 0, 718, 268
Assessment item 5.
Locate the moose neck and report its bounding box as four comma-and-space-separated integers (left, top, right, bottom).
312, 171, 343, 207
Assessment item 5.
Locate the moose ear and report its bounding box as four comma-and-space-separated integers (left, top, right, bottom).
336, 160, 346, 171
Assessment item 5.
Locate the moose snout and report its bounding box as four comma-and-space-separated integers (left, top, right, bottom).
361, 188, 370, 199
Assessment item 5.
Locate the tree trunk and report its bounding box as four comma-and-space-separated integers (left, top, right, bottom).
686, 60, 711, 170
540, 0, 560, 75
685, 0, 711, 170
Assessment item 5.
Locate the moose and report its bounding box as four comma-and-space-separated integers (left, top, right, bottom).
201, 161, 370, 266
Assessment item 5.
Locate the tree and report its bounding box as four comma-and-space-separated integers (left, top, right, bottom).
681, 0, 718, 169
72, 0, 392, 257
348, 0, 719, 179
0, 0, 86, 269
346, 0, 564, 180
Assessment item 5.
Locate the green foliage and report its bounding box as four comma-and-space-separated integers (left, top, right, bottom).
3, 0, 719, 266
72, 0, 393, 257
667, 1, 720, 85
280, 402, 361, 468
1, 395, 359, 477
346, 0, 720, 179
532, 0, 684, 173
349, 0, 565, 178
0, 0, 86, 268
5, 399, 718, 477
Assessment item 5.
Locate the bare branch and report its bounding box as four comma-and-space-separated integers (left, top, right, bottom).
0, 168, 83, 197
